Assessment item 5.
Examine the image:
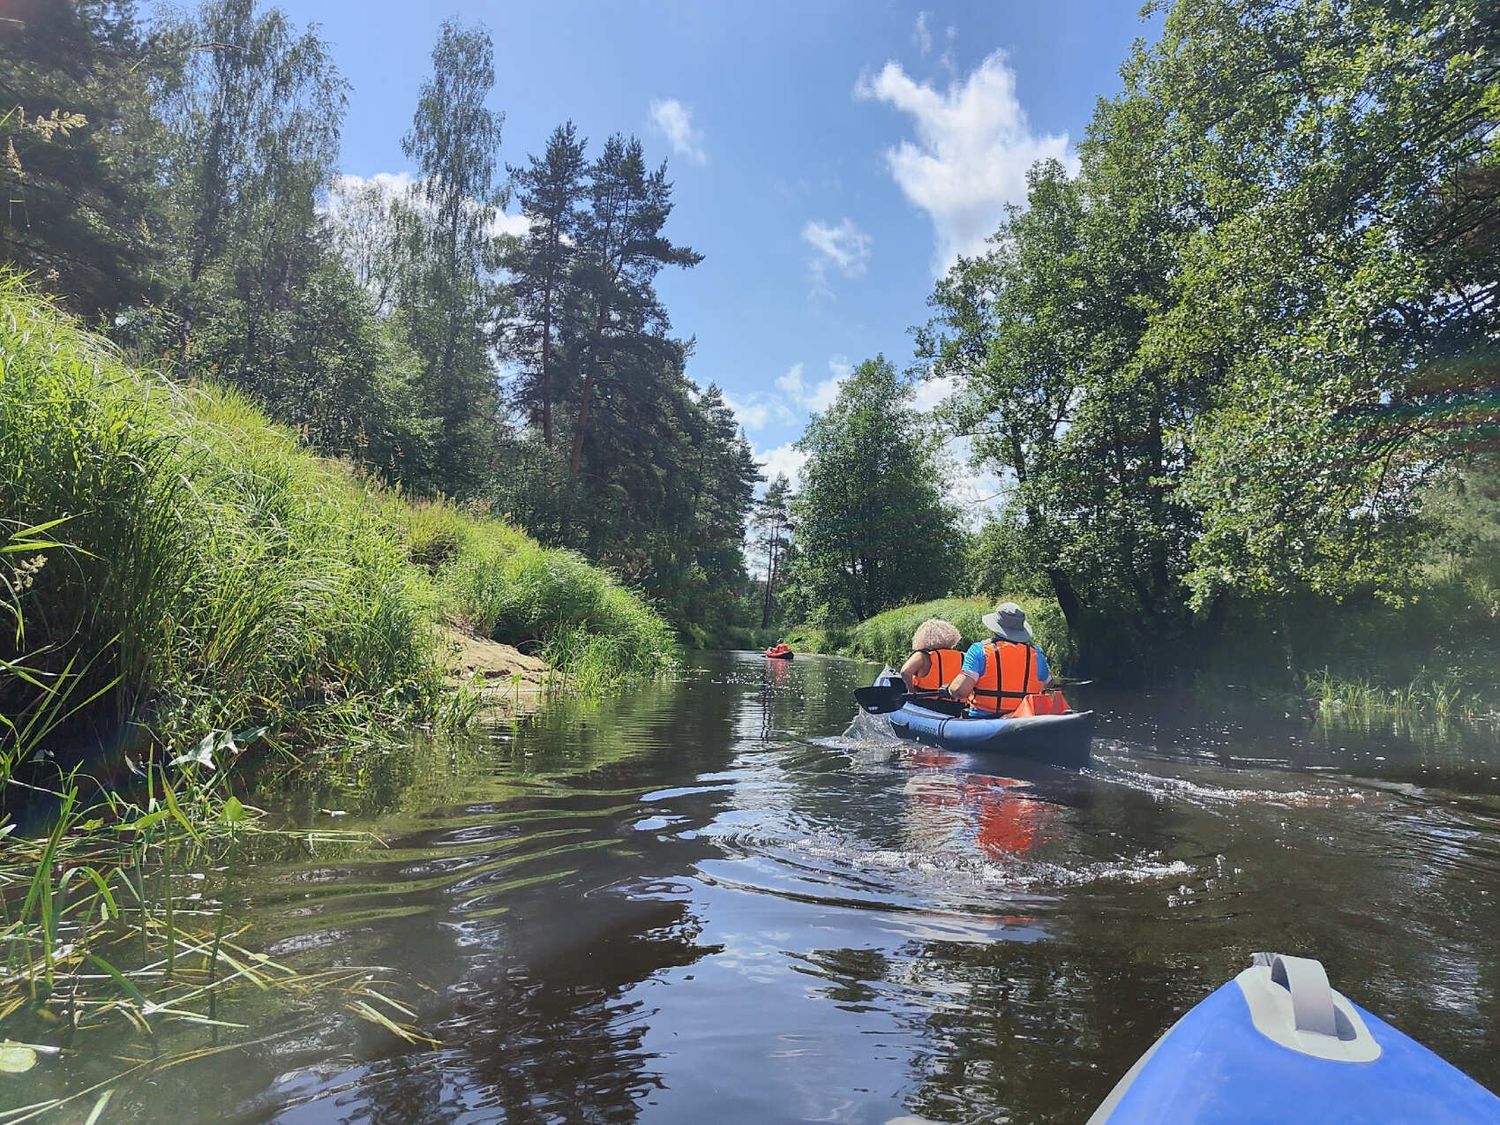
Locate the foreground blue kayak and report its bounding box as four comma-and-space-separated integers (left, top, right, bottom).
1090, 953, 1500, 1123
875, 674, 1095, 767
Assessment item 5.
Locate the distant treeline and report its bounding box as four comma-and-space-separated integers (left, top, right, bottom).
764, 0, 1499, 700
0, 0, 758, 645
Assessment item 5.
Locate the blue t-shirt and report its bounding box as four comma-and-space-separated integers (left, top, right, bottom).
961, 639, 1049, 712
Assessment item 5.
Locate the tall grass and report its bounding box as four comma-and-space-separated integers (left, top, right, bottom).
0, 275, 677, 785
840, 596, 1075, 670
1306, 669, 1487, 723
0, 276, 678, 1109
382, 498, 679, 689
0, 275, 447, 770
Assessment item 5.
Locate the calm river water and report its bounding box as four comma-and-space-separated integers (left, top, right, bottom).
55, 652, 1500, 1120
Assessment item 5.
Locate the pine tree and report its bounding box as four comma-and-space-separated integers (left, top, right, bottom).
0, 0, 163, 316
567, 135, 701, 477
507, 122, 587, 449
751, 474, 794, 628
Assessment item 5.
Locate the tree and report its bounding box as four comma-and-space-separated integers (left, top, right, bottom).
507, 122, 588, 449
157, 0, 347, 386
922, 0, 1499, 672
1142, 0, 1500, 610
397, 19, 510, 495
924, 148, 1204, 664
0, 1, 164, 317
567, 135, 701, 477
751, 474, 793, 628
788, 357, 960, 622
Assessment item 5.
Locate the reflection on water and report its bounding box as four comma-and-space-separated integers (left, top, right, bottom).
31, 653, 1500, 1122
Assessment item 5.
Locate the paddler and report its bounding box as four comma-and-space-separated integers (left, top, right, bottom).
946, 601, 1052, 716
899, 618, 964, 695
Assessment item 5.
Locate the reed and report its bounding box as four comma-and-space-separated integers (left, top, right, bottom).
0, 274, 676, 787
0, 759, 431, 1123
1306, 669, 1487, 724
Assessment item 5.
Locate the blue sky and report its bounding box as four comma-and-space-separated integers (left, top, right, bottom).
261, 0, 1160, 492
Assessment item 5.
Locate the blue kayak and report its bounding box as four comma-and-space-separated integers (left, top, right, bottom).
875, 674, 1095, 767
1090, 953, 1500, 1123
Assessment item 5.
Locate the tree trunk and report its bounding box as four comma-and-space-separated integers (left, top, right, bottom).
569, 303, 609, 476
569, 370, 595, 476
540, 276, 553, 448
1047, 566, 1088, 663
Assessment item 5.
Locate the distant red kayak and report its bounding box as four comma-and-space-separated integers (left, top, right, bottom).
764, 647, 794, 660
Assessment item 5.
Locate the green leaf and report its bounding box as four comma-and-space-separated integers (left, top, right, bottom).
0, 1043, 37, 1074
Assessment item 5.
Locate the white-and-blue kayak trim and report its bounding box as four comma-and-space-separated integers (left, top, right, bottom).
1090, 953, 1500, 1123
875, 674, 1095, 767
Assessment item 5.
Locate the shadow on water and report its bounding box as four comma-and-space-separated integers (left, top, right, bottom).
31, 652, 1500, 1122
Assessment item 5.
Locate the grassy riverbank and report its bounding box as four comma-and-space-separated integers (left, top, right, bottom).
786, 596, 1075, 670
1, 277, 677, 783
799, 588, 1498, 727
0, 280, 678, 1102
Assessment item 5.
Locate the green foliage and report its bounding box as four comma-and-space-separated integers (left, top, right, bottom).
0, 279, 675, 780
0, 1, 163, 316
395, 19, 510, 495
843, 597, 1075, 671
922, 0, 1499, 674
786, 357, 962, 624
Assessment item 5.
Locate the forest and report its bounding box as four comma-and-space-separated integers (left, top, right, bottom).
1, 0, 759, 651
761, 0, 1500, 712
4, 0, 1499, 719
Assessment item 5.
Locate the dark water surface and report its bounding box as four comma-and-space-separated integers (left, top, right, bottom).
70, 653, 1500, 1120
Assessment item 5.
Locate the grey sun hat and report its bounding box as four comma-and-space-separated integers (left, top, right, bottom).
981, 601, 1034, 644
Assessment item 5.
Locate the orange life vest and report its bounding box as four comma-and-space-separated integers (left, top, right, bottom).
910, 648, 964, 692
969, 638, 1035, 715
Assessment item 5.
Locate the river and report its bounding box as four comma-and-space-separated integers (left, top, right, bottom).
32, 652, 1500, 1121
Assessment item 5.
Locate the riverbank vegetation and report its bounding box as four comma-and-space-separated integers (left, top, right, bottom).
1, 277, 677, 786
0, 277, 679, 1112
787, 597, 1074, 672
764, 0, 1499, 719
1, 0, 759, 653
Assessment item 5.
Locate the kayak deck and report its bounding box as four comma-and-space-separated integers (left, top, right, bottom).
887, 699, 1096, 768
1091, 953, 1500, 1123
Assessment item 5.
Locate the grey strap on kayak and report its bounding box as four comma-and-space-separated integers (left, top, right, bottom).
1270, 954, 1337, 1037
1238, 952, 1380, 1062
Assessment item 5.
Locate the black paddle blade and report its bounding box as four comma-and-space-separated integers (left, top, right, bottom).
853, 683, 911, 715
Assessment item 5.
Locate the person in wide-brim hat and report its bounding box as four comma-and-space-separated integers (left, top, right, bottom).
982, 601, 1034, 645
947, 601, 1052, 714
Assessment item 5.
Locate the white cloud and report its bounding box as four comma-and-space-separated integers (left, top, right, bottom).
911, 372, 957, 413
777, 358, 851, 413
801, 218, 872, 290
856, 52, 1071, 272
913, 11, 932, 57
775, 362, 805, 399
331, 170, 414, 202
944, 434, 1010, 526
755, 442, 809, 490
492, 210, 531, 238
649, 98, 707, 165
723, 392, 770, 431
329, 170, 530, 240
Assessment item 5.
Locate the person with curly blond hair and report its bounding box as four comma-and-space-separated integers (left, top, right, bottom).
900, 618, 965, 695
